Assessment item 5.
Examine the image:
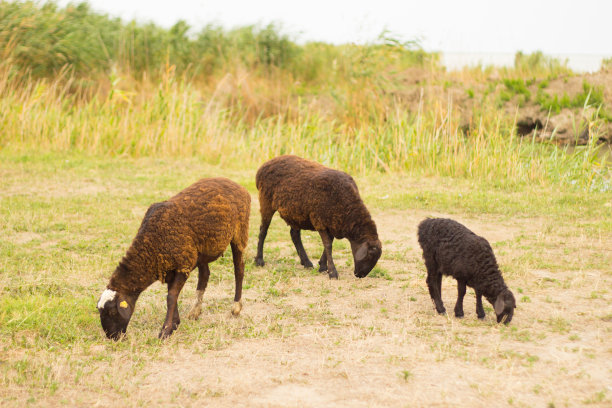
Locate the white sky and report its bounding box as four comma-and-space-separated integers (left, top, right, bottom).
58, 0, 612, 55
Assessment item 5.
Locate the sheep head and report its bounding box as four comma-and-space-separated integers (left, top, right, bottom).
494, 289, 516, 324
351, 239, 382, 278
97, 289, 135, 340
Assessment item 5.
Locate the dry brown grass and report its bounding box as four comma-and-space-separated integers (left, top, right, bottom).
1, 155, 610, 407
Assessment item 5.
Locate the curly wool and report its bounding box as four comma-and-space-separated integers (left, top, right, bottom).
108, 177, 251, 294
417, 218, 507, 304
255, 155, 378, 242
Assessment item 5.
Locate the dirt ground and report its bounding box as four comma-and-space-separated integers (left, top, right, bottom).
24, 208, 609, 407
153, 209, 609, 408
1, 161, 610, 407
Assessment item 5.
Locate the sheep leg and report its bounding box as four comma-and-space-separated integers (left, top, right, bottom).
290, 228, 314, 268
318, 230, 338, 279
454, 280, 466, 318
159, 271, 188, 339
426, 273, 446, 314
230, 242, 245, 316
318, 237, 332, 273
475, 291, 486, 319
187, 263, 211, 320
424, 257, 446, 314
434, 273, 445, 313
255, 207, 275, 267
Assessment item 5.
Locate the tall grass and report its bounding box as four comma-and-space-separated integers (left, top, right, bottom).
511, 51, 573, 78
0, 65, 608, 191
0, 1, 609, 192
0, 1, 432, 83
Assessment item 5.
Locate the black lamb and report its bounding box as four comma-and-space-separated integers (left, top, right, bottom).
417, 218, 516, 324
254, 155, 382, 279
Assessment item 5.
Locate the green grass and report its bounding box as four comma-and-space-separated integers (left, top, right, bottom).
536, 80, 610, 120
368, 266, 393, 281
1, 152, 609, 354
0, 294, 97, 345
501, 78, 532, 106
364, 177, 612, 220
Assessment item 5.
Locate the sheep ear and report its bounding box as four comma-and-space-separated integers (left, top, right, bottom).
117, 299, 132, 320
494, 294, 505, 316
354, 243, 368, 262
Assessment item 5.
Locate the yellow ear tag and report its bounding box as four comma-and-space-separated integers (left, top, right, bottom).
119, 301, 128, 308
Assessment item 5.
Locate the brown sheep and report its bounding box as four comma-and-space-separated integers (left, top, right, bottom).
254, 155, 381, 279
97, 177, 250, 339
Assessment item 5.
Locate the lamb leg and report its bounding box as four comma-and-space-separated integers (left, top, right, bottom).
424, 257, 446, 314
454, 280, 466, 318
476, 291, 486, 319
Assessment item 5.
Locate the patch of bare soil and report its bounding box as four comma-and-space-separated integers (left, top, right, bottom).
35, 209, 608, 407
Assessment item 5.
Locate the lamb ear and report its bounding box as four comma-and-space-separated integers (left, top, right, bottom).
354, 243, 368, 262
494, 294, 505, 316
117, 299, 132, 320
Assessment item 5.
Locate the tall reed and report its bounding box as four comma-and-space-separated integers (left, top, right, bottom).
0, 66, 608, 191
0, 1, 608, 192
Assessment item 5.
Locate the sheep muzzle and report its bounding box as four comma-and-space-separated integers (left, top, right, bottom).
352, 240, 382, 278
98, 289, 134, 340
494, 289, 516, 325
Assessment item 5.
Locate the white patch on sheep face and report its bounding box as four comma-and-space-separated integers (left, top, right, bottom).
97, 289, 117, 309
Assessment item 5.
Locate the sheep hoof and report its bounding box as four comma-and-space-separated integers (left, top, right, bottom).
158, 326, 174, 339
231, 301, 243, 316
187, 305, 202, 320
255, 258, 265, 267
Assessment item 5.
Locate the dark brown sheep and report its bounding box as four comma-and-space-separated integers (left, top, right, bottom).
97, 177, 250, 339
254, 155, 381, 279
417, 218, 516, 324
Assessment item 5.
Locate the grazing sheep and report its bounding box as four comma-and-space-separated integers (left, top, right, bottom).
254, 155, 381, 279
417, 218, 516, 324
97, 177, 250, 340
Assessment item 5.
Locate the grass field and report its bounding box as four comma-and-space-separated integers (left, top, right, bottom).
1, 152, 610, 407
1, 2, 611, 406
